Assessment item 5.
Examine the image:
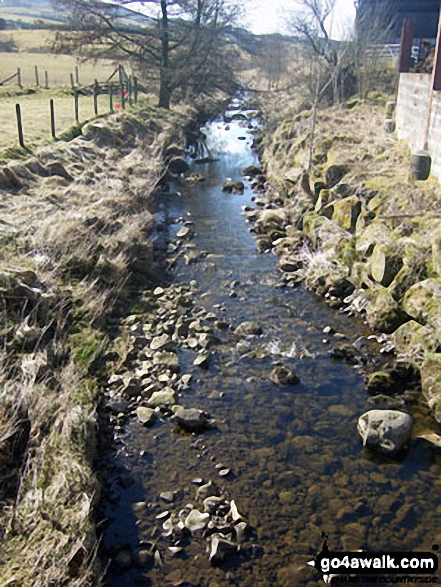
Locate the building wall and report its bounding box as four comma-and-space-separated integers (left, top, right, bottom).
396, 73, 441, 180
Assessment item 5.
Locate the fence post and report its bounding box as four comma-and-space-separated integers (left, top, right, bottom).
75, 65, 79, 85
74, 91, 79, 124
94, 79, 99, 116
35, 65, 39, 87
121, 80, 126, 110
50, 99, 56, 139
128, 76, 133, 106
17, 67, 22, 88
45, 70, 49, 90
15, 104, 24, 148
109, 82, 113, 112
133, 76, 138, 104
70, 73, 74, 88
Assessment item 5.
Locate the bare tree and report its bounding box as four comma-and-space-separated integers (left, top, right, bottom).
53, 0, 242, 109
257, 35, 290, 90
289, 0, 350, 104
354, 0, 397, 98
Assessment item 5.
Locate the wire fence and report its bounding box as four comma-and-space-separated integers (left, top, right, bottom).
10, 65, 141, 148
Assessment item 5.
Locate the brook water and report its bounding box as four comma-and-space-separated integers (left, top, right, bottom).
100, 96, 441, 587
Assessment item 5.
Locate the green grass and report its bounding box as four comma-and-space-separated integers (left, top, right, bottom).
0, 49, 121, 88
0, 88, 130, 152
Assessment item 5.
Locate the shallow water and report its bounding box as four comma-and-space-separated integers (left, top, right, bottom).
101, 97, 441, 587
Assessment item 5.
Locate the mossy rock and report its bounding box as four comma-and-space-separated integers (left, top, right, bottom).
364, 287, 409, 333
325, 164, 350, 188
420, 353, 441, 422
370, 244, 404, 287
242, 165, 263, 177
366, 371, 394, 393
349, 261, 373, 289
302, 212, 351, 250
222, 180, 244, 194
355, 222, 393, 256
164, 144, 185, 160
314, 189, 333, 213
392, 319, 440, 360
388, 264, 423, 302
430, 230, 441, 277
331, 195, 362, 233
168, 156, 189, 175
402, 279, 441, 324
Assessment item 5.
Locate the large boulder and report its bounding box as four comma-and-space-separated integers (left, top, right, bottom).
357, 409, 413, 455
402, 279, 441, 325
420, 354, 441, 423
364, 287, 408, 333
330, 195, 362, 233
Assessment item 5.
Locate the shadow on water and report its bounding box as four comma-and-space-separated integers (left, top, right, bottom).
99, 95, 441, 587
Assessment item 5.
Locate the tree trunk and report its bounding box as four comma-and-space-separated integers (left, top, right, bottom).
159, 0, 170, 109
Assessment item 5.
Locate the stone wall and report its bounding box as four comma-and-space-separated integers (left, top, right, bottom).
396, 72, 441, 180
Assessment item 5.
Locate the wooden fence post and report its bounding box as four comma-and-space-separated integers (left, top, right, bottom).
75, 65, 79, 85
50, 99, 56, 139
35, 65, 39, 87
17, 67, 22, 88
94, 79, 99, 116
70, 73, 74, 88
45, 70, 49, 90
109, 82, 114, 112
74, 91, 79, 124
15, 104, 24, 148
121, 81, 126, 110
128, 76, 133, 106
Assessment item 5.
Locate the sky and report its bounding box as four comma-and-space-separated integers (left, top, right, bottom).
121, 0, 357, 40
244, 0, 357, 39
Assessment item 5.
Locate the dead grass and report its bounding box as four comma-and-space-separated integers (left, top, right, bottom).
0, 102, 193, 585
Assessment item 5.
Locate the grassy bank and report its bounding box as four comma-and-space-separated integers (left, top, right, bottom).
254, 89, 441, 424
0, 101, 194, 586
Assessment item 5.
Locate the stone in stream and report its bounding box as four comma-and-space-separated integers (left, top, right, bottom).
173, 407, 213, 433
270, 365, 300, 386
357, 409, 413, 456
235, 521, 248, 543
184, 509, 210, 533
196, 481, 220, 501
209, 535, 237, 565
148, 387, 177, 407
136, 406, 156, 426
150, 334, 173, 351
193, 352, 211, 369
222, 180, 245, 194
234, 321, 263, 338
176, 226, 192, 239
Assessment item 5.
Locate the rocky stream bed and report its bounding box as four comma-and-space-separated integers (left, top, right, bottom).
98, 96, 441, 587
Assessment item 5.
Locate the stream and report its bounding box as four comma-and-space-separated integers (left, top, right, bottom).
100, 96, 441, 587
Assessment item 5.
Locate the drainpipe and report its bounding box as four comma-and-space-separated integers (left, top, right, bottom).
423, 6, 441, 150
409, 6, 441, 179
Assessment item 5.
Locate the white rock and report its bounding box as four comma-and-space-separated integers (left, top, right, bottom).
357, 409, 412, 455
148, 388, 177, 407
184, 509, 210, 533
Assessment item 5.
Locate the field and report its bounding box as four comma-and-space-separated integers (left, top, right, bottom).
0, 27, 140, 154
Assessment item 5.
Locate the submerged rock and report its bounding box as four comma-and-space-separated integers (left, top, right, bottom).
357, 409, 412, 455
136, 406, 156, 426
148, 387, 177, 407
173, 407, 213, 432
184, 509, 210, 533
222, 180, 245, 194
234, 321, 263, 338
270, 365, 300, 386
209, 535, 237, 565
